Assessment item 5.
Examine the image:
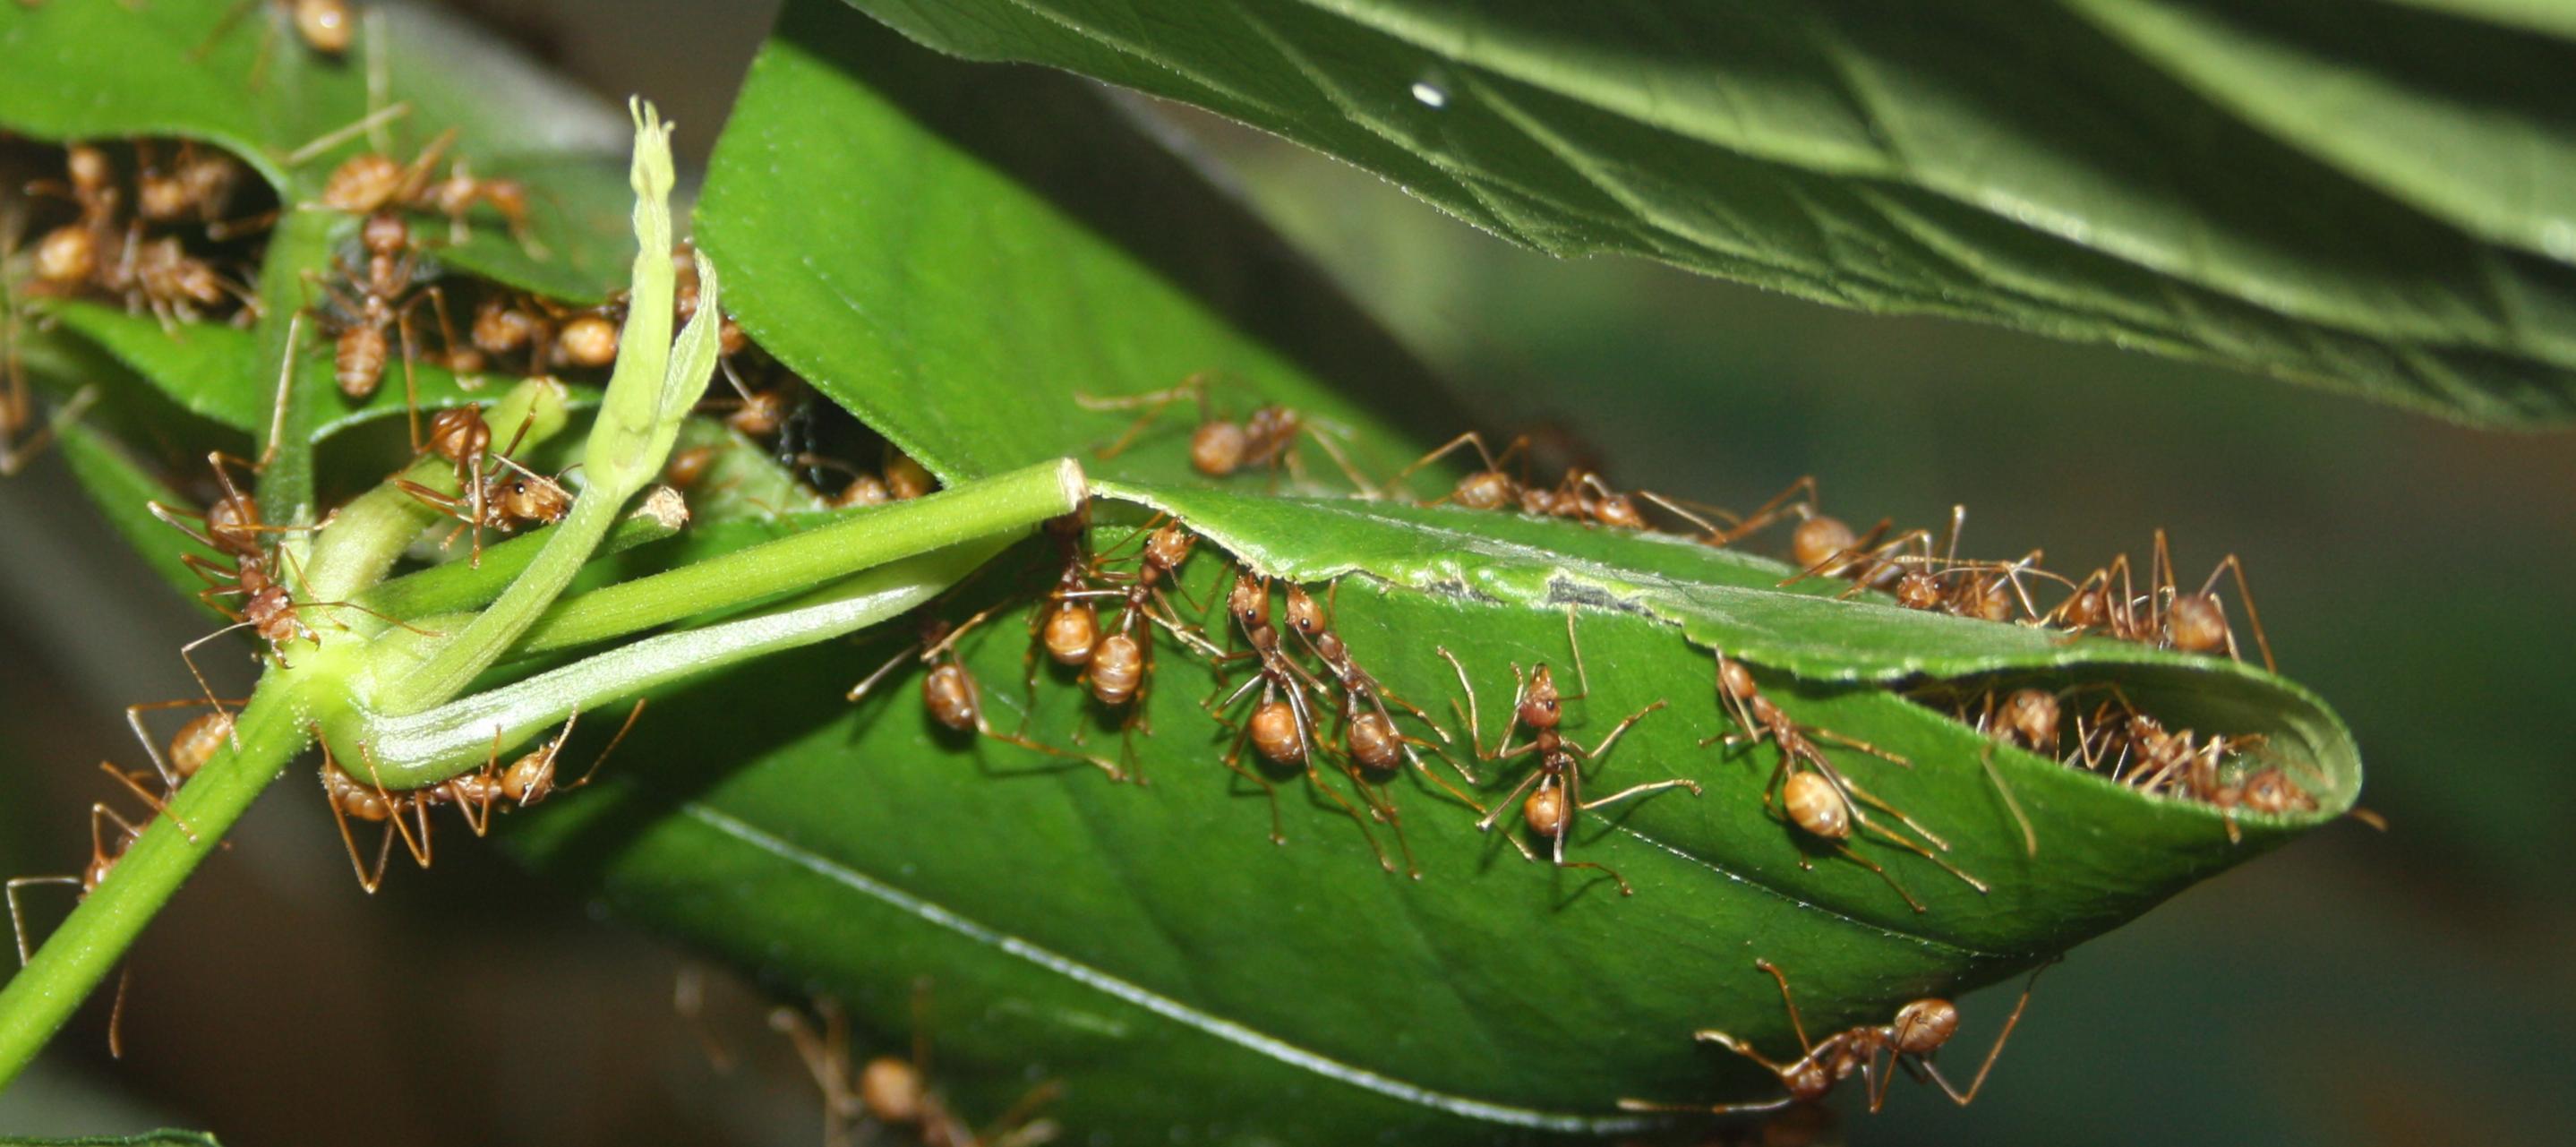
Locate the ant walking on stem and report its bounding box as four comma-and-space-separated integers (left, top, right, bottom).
1077, 372, 1376, 495
1441, 611, 1701, 896
851, 609, 1127, 783
6, 768, 194, 1057
1619, 957, 2049, 1116
1707, 655, 1985, 912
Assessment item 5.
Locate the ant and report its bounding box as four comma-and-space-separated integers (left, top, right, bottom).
316, 702, 645, 893
1386, 431, 1716, 534
1034, 518, 1217, 758
2149, 529, 2275, 672
1619, 957, 2047, 1117
1077, 372, 1375, 494
198, 0, 354, 65
1441, 612, 1701, 896
134, 140, 247, 228
1280, 581, 1479, 815
770, 981, 1062, 1147
3, 210, 101, 475
1707, 655, 1984, 912
1210, 571, 1401, 870
395, 412, 571, 566
310, 211, 454, 432
123, 696, 244, 796
849, 608, 1126, 783
21, 143, 119, 299
7, 766, 193, 1057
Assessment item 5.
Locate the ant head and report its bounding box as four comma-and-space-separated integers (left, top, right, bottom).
1890, 998, 1960, 1055
2239, 767, 2315, 816
65, 145, 111, 191
1227, 571, 1270, 629
1453, 470, 1514, 510
1518, 665, 1561, 728
2003, 689, 2060, 749
1143, 521, 1195, 570
360, 210, 407, 257
1895, 572, 1944, 611
1282, 584, 1325, 637
1782, 771, 1851, 841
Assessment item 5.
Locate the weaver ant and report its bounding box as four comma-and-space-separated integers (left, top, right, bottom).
1619, 957, 2047, 1116
1029, 517, 1215, 758
1442, 613, 1700, 896
133, 140, 247, 228
309, 210, 454, 434
1386, 431, 1716, 533
198, 0, 354, 69
1707, 655, 1984, 912
1077, 372, 1375, 494
395, 410, 571, 566
2149, 529, 2275, 672
1207, 571, 1401, 869
6, 766, 193, 1057
850, 609, 1126, 782
770, 981, 1062, 1147
1280, 581, 1478, 816
317, 701, 644, 893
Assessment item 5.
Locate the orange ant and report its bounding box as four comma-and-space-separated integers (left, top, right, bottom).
134, 140, 246, 227
3, 209, 100, 475
124, 696, 244, 794
1031, 518, 1216, 760
1619, 957, 2048, 1117
1442, 617, 1698, 896
2148, 529, 2275, 672
21, 143, 118, 299
7, 766, 195, 1057
1208, 571, 1403, 869
1707, 655, 1984, 912
316, 702, 644, 893
1077, 372, 1375, 494
309, 211, 455, 435
849, 608, 1126, 783
1280, 581, 1479, 815
770, 982, 1062, 1147
395, 413, 571, 566
1387, 431, 1716, 533
198, 0, 354, 67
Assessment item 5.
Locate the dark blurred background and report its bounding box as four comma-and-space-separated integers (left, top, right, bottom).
3, 2, 2570, 1143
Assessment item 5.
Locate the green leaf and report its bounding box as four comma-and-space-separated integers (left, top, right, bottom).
506, 489, 2355, 1143
838, 0, 2576, 427
695, 0, 1462, 489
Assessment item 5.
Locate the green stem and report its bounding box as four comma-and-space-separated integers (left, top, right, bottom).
0, 680, 311, 1090
355, 492, 687, 622
347, 541, 1006, 787
514, 460, 1083, 656
248, 208, 346, 533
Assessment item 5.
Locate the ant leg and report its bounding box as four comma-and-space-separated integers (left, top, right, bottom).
1472, 767, 1546, 835
1554, 858, 1635, 897
1979, 741, 2039, 858
7, 875, 81, 963
105, 963, 133, 1060
1216, 706, 1286, 843
1576, 777, 1702, 814
124, 696, 243, 791
845, 639, 928, 704
1836, 842, 1928, 912
568, 699, 648, 790
1715, 475, 1820, 545
1921, 963, 2050, 1105
356, 741, 432, 869
1808, 725, 1913, 768
2202, 553, 2276, 673
95, 761, 196, 842
179, 620, 260, 736
1385, 431, 1511, 497
1434, 646, 1487, 761
1576, 699, 1667, 761
1073, 376, 1204, 460
1297, 422, 1379, 498
1752, 959, 1814, 1054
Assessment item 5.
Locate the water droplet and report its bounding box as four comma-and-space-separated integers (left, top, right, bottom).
2544, 219, 2576, 261
1409, 81, 1449, 109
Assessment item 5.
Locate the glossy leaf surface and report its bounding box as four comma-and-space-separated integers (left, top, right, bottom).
840, 0, 2576, 427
